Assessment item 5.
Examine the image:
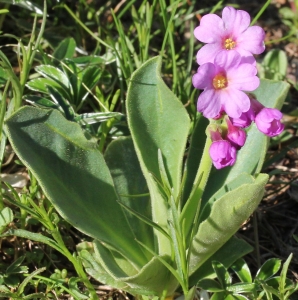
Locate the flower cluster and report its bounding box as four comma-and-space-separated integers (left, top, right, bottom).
192, 6, 284, 169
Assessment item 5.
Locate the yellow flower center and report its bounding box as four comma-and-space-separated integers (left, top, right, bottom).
213, 74, 227, 89
224, 38, 236, 50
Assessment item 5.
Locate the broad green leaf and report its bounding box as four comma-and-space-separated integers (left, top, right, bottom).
202, 79, 289, 204
255, 258, 281, 281
189, 173, 268, 275
189, 236, 253, 285
5, 106, 148, 267
53, 37, 76, 62
81, 240, 178, 297
79, 249, 128, 291
199, 173, 254, 223
127, 56, 190, 255
104, 137, 154, 252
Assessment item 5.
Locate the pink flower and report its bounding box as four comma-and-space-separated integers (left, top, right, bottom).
192, 51, 259, 119
209, 140, 237, 169
226, 118, 246, 148
255, 108, 284, 137
194, 6, 265, 65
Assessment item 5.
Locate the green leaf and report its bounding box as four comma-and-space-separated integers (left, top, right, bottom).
227, 283, 256, 293
127, 55, 190, 197
127, 56, 190, 255
255, 258, 281, 281
199, 174, 254, 223
0, 207, 13, 229
0, 0, 43, 14
198, 278, 224, 292
211, 292, 226, 300
68, 277, 89, 299
79, 249, 127, 291
47, 86, 75, 120
189, 236, 253, 285
279, 253, 293, 294
2, 229, 63, 254
24, 95, 61, 110
6, 256, 28, 274
81, 240, 178, 297
0, 67, 8, 85
202, 79, 289, 206
74, 112, 123, 124
212, 261, 231, 288
26, 77, 71, 100
53, 38, 76, 62
262, 49, 288, 81
189, 174, 268, 275
17, 267, 46, 296
5, 106, 148, 267
104, 137, 154, 252
182, 114, 209, 203
230, 258, 252, 283
70, 53, 116, 66
35, 65, 71, 92
77, 66, 107, 103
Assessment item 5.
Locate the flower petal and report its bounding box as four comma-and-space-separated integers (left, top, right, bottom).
221, 88, 250, 118
192, 63, 215, 89
194, 14, 225, 43
237, 26, 265, 54
222, 7, 250, 36
214, 50, 241, 70
197, 89, 222, 118
227, 63, 259, 91
196, 43, 223, 64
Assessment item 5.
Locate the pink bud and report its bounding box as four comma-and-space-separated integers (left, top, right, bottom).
255, 108, 284, 137
230, 106, 255, 128
209, 140, 237, 169
226, 118, 246, 148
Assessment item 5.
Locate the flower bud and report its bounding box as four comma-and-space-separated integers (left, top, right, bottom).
255, 108, 284, 137
209, 140, 237, 169
230, 107, 255, 128
226, 118, 246, 149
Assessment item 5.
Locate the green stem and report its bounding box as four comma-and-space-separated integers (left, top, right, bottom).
38, 205, 97, 299
250, 0, 271, 26
193, 136, 212, 198
180, 135, 213, 255
63, 4, 113, 50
